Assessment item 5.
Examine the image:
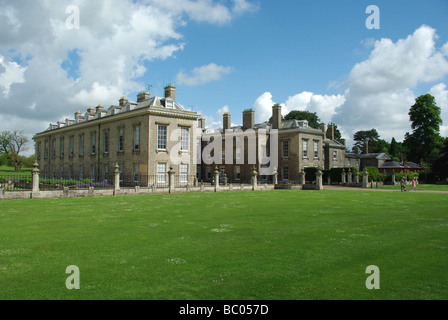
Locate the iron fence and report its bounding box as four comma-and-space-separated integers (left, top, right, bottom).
0, 175, 33, 191
38, 175, 115, 190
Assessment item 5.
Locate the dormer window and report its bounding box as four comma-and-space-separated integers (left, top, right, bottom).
165, 99, 174, 108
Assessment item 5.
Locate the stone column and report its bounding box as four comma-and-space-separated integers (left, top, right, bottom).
168, 166, 175, 194
362, 168, 369, 188
341, 169, 346, 184
299, 169, 306, 185
315, 168, 323, 190
392, 170, 396, 185
223, 174, 228, 186
214, 166, 220, 192
355, 171, 360, 184
251, 166, 258, 191
32, 162, 40, 193
347, 168, 352, 184
114, 163, 120, 193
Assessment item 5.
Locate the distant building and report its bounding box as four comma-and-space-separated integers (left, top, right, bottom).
379, 159, 424, 175
199, 105, 347, 183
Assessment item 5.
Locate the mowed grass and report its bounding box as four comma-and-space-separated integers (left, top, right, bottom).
0, 166, 32, 176
0, 190, 447, 300
377, 183, 448, 192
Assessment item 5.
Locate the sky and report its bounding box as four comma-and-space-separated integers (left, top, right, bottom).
1, 0, 448, 155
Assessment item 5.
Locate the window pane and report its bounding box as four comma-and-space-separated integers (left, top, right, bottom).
104, 132, 109, 153
157, 163, 166, 183
118, 128, 124, 152
134, 126, 140, 150
158, 126, 167, 150
181, 127, 189, 151
283, 141, 289, 158
180, 164, 188, 182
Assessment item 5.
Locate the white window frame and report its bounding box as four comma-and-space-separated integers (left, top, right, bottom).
157, 163, 167, 183
158, 125, 167, 150
303, 140, 308, 158
180, 164, 188, 183
133, 126, 140, 151
181, 127, 189, 152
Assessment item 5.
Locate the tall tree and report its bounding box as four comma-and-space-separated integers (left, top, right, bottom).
403, 94, 443, 165
389, 137, 403, 161
432, 138, 448, 181
353, 129, 389, 154
0, 130, 30, 171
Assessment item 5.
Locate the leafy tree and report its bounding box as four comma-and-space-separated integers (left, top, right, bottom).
0, 130, 30, 171
353, 129, 389, 154
388, 137, 403, 160
403, 94, 443, 165
432, 138, 448, 181
284, 110, 321, 129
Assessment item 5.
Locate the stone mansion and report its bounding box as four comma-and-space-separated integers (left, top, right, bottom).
33, 84, 201, 185
33, 85, 349, 184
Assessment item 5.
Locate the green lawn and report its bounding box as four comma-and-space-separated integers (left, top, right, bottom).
0, 166, 32, 176
376, 183, 448, 192
0, 190, 447, 300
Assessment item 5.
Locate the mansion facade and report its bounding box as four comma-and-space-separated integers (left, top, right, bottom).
34, 85, 349, 185
199, 105, 347, 183
33, 85, 202, 185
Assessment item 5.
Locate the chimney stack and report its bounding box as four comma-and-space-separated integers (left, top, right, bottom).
164, 83, 176, 100
242, 109, 255, 130
137, 91, 150, 103
119, 96, 128, 106
272, 104, 282, 130
96, 104, 104, 113
327, 123, 335, 140
319, 122, 326, 134
198, 117, 205, 129
223, 112, 231, 131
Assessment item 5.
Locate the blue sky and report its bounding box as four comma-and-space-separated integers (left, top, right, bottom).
1, 0, 448, 150
139, 0, 448, 138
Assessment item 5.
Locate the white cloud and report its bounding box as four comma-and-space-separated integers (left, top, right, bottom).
0, 55, 27, 97
347, 25, 448, 95
253, 92, 283, 123
0, 0, 255, 141
249, 25, 448, 147
334, 25, 448, 145
216, 105, 230, 117
176, 63, 234, 86
285, 92, 345, 124
430, 83, 448, 137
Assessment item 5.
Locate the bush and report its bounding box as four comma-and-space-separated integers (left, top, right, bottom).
304, 167, 318, 182
327, 167, 358, 183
